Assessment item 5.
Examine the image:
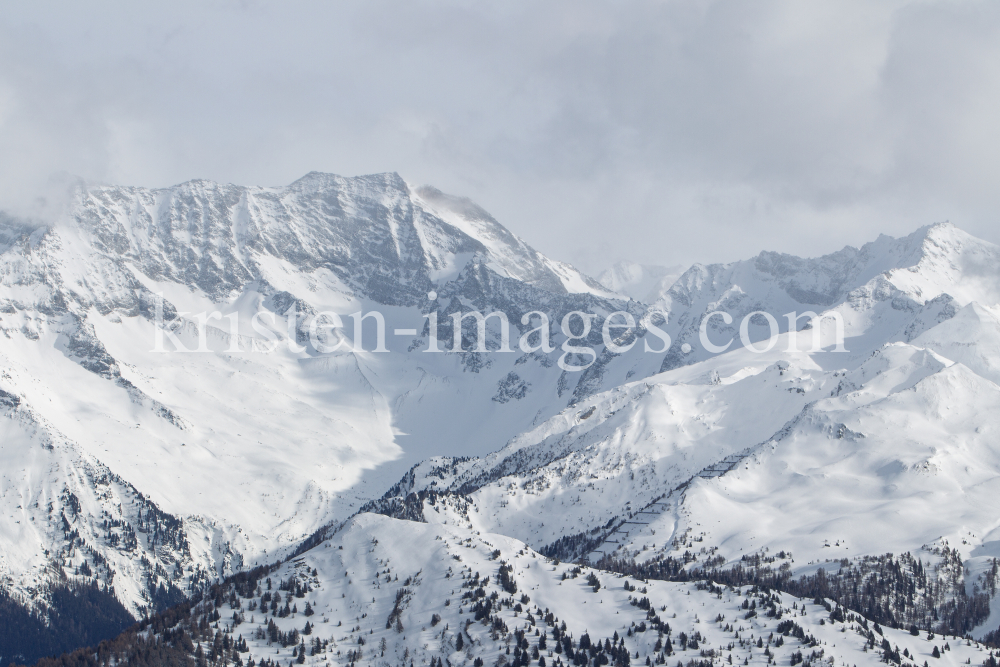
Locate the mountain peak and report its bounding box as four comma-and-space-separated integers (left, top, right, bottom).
290, 169, 406, 189
879, 221, 1000, 307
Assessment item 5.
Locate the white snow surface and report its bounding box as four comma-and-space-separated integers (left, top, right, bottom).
207, 512, 996, 667
3, 174, 1000, 652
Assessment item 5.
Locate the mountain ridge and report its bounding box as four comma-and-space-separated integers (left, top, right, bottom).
4, 173, 1000, 664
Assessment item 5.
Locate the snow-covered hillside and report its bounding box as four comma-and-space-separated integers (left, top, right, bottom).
374, 335, 1000, 577
264, 514, 997, 667
0, 172, 649, 646
652, 223, 999, 371
45, 512, 1000, 667
5, 173, 1000, 665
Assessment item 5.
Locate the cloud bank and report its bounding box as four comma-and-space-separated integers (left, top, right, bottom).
2, 1, 999, 271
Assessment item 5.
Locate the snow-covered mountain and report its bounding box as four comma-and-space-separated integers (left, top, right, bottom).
0, 172, 652, 662
47, 510, 997, 667
5, 174, 1000, 666
649, 223, 1000, 371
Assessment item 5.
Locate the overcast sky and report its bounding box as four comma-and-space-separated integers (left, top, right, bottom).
2, 1, 999, 273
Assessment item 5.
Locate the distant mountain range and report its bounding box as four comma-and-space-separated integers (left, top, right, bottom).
4, 173, 1000, 667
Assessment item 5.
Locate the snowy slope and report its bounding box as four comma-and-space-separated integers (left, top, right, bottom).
6, 172, 1000, 661
253, 512, 990, 667
911, 302, 1000, 386
650, 223, 999, 372
390, 336, 1000, 561
96, 511, 1000, 667
375, 335, 1000, 637
0, 172, 645, 624
413, 186, 616, 298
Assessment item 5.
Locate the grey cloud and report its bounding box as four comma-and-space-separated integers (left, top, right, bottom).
1, 1, 998, 272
